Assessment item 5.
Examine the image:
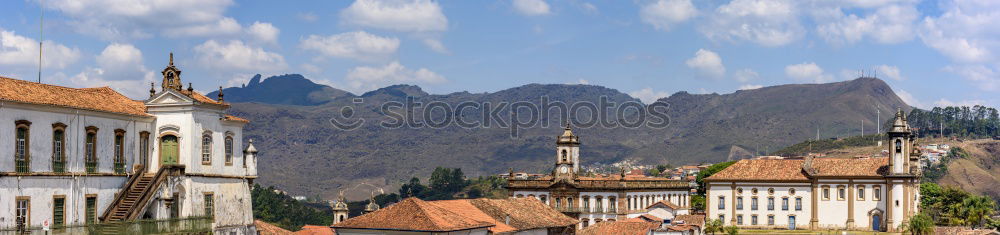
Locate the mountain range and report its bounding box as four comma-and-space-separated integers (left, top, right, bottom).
212, 74, 911, 200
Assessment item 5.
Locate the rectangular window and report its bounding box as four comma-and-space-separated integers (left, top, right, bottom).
114, 133, 125, 174
736, 196, 743, 210
86, 195, 97, 224
583, 198, 590, 211
822, 187, 830, 200
140, 133, 149, 168
53, 196, 65, 227
838, 186, 846, 200
202, 135, 212, 164
225, 137, 234, 165
751, 197, 758, 210
795, 197, 802, 211
874, 187, 882, 201
204, 193, 214, 218
768, 215, 775, 225
53, 129, 65, 172
85, 131, 97, 173
719, 215, 725, 224
781, 198, 789, 211
15, 197, 29, 230
736, 215, 743, 225
858, 187, 866, 200
596, 198, 603, 213
751, 215, 758, 225
718, 196, 726, 209
609, 197, 617, 212
767, 197, 774, 211
15, 126, 29, 173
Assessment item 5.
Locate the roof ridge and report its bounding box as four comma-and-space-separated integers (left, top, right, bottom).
0, 76, 114, 94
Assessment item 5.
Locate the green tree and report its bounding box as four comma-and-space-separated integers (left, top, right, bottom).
696, 161, 736, 195
953, 195, 997, 228
907, 213, 934, 235
704, 219, 724, 235
690, 195, 706, 212
724, 225, 739, 235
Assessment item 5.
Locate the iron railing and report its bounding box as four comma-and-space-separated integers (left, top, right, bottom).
114, 162, 125, 174
53, 160, 66, 173
86, 161, 98, 173
0, 216, 213, 235
15, 159, 29, 173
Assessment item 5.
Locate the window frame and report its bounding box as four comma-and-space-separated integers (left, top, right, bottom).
114, 129, 126, 174
15, 120, 32, 173
751, 214, 758, 225
85, 127, 99, 173
736, 196, 744, 210
858, 186, 866, 201
837, 185, 846, 201
52, 123, 67, 173
795, 197, 802, 211
204, 192, 215, 218
781, 197, 789, 211
718, 196, 726, 210
224, 135, 234, 166
736, 214, 743, 225
139, 132, 150, 170
15, 196, 30, 230
751, 196, 759, 210
821, 186, 831, 201
767, 215, 775, 225
767, 197, 775, 211
201, 132, 213, 165
85, 194, 97, 224
873, 186, 882, 201
53, 195, 66, 227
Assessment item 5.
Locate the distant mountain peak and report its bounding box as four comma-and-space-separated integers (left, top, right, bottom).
209, 74, 353, 106
361, 84, 428, 98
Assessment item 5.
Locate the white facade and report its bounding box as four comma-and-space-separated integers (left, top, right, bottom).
0, 60, 258, 234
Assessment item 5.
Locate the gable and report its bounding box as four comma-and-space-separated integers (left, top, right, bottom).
147, 90, 194, 105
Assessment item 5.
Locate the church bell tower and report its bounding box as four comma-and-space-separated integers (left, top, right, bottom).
161, 53, 183, 91
554, 123, 580, 180
887, 109, 913, 175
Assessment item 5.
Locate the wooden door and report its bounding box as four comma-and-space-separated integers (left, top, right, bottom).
161, 135, 179, 165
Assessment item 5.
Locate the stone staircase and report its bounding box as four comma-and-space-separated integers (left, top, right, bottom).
101, 165, 184, 223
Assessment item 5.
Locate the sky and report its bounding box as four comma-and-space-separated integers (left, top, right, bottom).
0, 0, 997, 108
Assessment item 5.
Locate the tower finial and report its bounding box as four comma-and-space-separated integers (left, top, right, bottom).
149, 82, 156, 98
169, 52, 174, 66
218, 86, 225, 102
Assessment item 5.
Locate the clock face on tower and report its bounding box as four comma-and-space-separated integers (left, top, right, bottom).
560, 165, 569, 174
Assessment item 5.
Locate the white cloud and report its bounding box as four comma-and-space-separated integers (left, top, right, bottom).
422, 39, 449, 54
171, 17, 242, 38
301, 64, 322, 74
344, 61, 446, 93
894, 88, 924, 108
944, 65, 1000, 91
629, 88, 670, 104
46, 0, 236, 40
513, 0, 551, 16
738, 84, 763, 90
0, 30, 80, 69
248, 22, 280, 44
194, 40, 287, 72
95, 43, 151, 81
876, 64, 903, 80
640, 0, 697, 31
701, 0, 803, 47
685, 49, 725, 78
340, 0, 448, 32
52, 70, 155, 99
300, 31, 400, 62
733, 68, 758, 82
785, 62, 834, 83
580, 2, 598, 14
815, 4, 919, 45
919, 0, 999, 63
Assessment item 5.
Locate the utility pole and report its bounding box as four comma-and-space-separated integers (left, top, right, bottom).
861, 119, 864, 136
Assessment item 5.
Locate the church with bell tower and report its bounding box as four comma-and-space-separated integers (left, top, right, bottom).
507, 125, 694, 230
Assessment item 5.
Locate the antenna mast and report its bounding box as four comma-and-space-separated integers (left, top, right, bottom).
37, 0, 44, 83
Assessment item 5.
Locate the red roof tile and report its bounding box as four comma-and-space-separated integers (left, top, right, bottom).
645, 200, 682, 210
0, 76, 150, 116
578, 220, 661, 235
468, 198, 578, 231
706, 157, 890, 182
672, 214, 705, 228
293, 225, 334, 235
332, 198, 494, 232
255, 220, 294, 235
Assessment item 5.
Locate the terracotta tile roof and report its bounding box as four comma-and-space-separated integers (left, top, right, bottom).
706, 159, 808, 181
0, 76, 150, 116
809, 157, 888, 177
707, 157, 891, 182
578, 220, 661, 235
293, 225, 334, 235
639, 214, 663, 222
255, 220, 294, 235
224, 114, 250, 123
332, 198, 494, 232
427, 200, 518, 233
645, 200, 682, 210
663, 224, 698, 232
467, 198, 578, 231
188, 91, 229, 107
672, 214, 705, 228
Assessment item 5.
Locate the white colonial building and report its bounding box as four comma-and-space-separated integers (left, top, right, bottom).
705, 110, 921, 232
506, 125, 694, 230
0, 54, 258, 234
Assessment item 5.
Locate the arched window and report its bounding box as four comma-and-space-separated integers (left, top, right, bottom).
15, 120, 31, 173
52, 123, 66, 172
224, 136, 234, 165
85, 126, 98, 173
561, 149, 568, 162
895, 139, 902, 153
201, 133, 213, 165
114, 129, 126, 174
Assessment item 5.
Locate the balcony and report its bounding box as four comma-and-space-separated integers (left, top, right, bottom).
114, 162, 126, 174
15, 159, 29, 173
53, 161, 66, 173
86, 161, 98, 173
